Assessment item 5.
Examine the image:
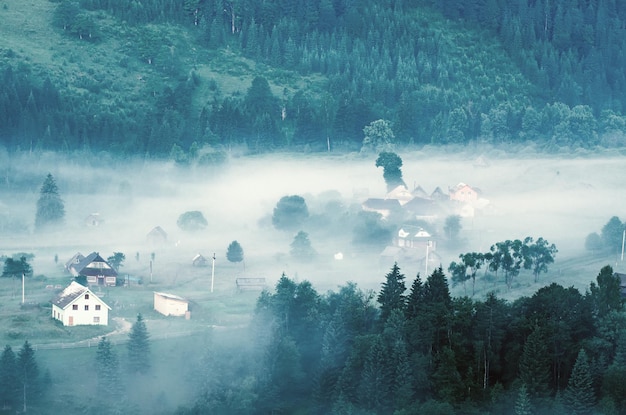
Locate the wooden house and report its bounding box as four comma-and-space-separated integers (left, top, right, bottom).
449, 182, 481, 203
84, 213, 104, 227
154, 292, 189, 317
385, 185, 414, 205
52, 281, 111, 326
68, 252, 118, 287
147, 226, 168, 245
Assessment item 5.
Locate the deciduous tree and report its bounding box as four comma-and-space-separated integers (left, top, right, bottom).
177, 210, 208, 232
375, 151, 406, 191
226, 240, 244, 264
272, 195, 309, 231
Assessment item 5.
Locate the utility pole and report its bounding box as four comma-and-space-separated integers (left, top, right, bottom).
425, 241, 430, 277
211, 253, 216, 293
22, 273, 25, 304
621, 229, 625, 262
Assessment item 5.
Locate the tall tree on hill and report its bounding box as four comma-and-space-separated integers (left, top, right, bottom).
377, 263, 407, 323
127, 313, 151, 374
35, 173, 65, 231
375, 151, 406, 191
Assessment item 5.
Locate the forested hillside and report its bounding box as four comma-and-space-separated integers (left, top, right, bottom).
1, 0, 626, 158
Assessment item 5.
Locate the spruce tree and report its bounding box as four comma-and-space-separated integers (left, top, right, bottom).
96, 337, 120, 391
17, 341, 39, 412
515, 384, 533, 415
35, 173, 65, 231
519, 326, 550, 399
0, 345, 18, 409
564, 348, 595, 415
127, 314, 151, 374
377, 263, 407, 322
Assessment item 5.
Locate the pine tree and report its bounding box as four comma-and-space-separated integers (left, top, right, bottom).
0, 345, 18, 409
519, 326, 550, 399
96, 337, 120, 391
377, 263, 407, 322
564, 348, 595, 415
515, 384, 533, 415
17, 340, 39, 412
35, 173, 65, 231
127, 314, 151, 374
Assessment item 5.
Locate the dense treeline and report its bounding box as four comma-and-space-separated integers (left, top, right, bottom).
177, 264, 626, 414
2, 0, 626, 156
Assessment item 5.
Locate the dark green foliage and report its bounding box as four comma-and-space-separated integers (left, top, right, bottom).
226, 240, 244, 263
17, 341, 40, 410
564, 349, 596, 415
589, 265, 623, 319
377, 263, 406, 323
272, 195, 309, 231
177, 211, 208, 232
523, 236, 558, 283
375, 151, 406, 191
515, 384, 533, 415
95, 337, 120, 393
106, 252, 125, 271
519, 326, 550, 399
601, 216, 625, 254
289, 230, 317, 262
35, 173, 65, 231
2, 256, 33, 278
127, 313, 150, 374
0, 345, 18, 409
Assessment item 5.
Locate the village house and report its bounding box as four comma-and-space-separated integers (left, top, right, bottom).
192, 254, 209, 267
51, 281, 111, 326
154, 292, 189, 317
449, 182, 481, 203
67, 252, 118, 287
147, 226, 168, 245
361, 198, 401, 219
84, 213, 104, 227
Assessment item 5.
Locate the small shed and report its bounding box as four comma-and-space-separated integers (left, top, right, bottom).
192, 254, 209, 267
154, 292, 189, 317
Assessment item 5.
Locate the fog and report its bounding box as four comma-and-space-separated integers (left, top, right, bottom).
1, 146, 625, 294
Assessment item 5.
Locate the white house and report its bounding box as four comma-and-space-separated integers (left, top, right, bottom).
154, 292, 189, 317
51, 281, 111, 326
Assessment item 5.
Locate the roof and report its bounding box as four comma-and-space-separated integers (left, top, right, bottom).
52, 281, 111, 310
411, 185, 430, 199
148, 226, 167, 238
430, 187, 448, 200
362, 198, 402, 210
403, 197, 439, 215
73, 252, 118, 277
449, 182, 482, 195
398, 226, 432, 239
65, 252, 85, 271
154, 292, 188, 302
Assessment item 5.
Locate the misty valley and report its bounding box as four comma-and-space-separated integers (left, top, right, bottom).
0, 148, 625, 414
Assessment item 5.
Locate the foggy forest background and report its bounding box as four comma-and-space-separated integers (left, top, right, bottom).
2, 1, 626, 415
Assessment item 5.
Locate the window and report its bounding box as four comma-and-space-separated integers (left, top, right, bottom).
72, 304, 78, 310
85, 294, 90, 300
84, 305, 89, 311
95, 305, 101, 311
93, 316, 100, 323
